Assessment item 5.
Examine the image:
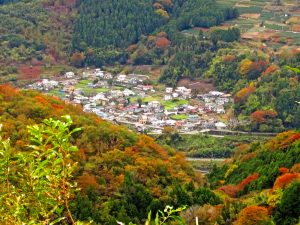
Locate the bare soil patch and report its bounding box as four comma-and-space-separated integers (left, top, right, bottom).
242, 30, 276, 40
19, 65, 42, 80
177, 78, 215, 93
235, 3, 250, 7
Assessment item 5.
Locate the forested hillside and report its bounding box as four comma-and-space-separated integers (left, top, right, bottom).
71, 0, 239, 67
0, 85, 204, 224
0, 85, 299, 224
206, 47, 300, 132
208, 130, 300, 225
72, 0, 164, 50
0, 0, 76, 83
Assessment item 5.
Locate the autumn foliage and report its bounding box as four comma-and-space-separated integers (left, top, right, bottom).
250, 110, 278, 123
0, 84, 20, 100
239, 59, 268, 79
273, 173, 299, 190
70, 52, 85, 67
155, 37, 171, 48
265, 131, 300, 150
234, 206, 270, 225
291, 163, 300, 173
279, 167, 289, 174
234, 85, 256, 103
219, 173, 259, 197
262, 64, 278, 76
223, 54, 236, 62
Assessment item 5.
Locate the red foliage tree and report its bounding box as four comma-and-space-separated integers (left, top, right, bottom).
219, 185, 239, 197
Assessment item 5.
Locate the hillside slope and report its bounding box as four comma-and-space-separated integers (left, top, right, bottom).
207, 130, 300, 225
0, 84, 205, 224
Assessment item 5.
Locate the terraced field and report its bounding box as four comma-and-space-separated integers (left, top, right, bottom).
217, 0, 300, 48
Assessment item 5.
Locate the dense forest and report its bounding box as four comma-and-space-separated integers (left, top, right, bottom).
206, 48, 300, 132
0, 86, 299, 224
0, 0, 76, 84
71, 0, 239, 66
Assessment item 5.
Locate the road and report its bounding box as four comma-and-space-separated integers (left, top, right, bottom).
116, 120, 278, 137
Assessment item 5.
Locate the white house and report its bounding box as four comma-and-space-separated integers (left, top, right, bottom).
216, 106, 225, 114
209, 91, 224, 96
123, 89, 135, 96
95, 69, 104, 77
65, 71, 75, 79
172, 92, 179, 98
148, 101, 160, 108
166, 87, 173, 93
117, 74, 127, 82
166, 119, 176, 126
215, 122, 227, 130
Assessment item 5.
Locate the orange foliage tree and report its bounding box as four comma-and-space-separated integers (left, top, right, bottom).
279, 167, 289, 174
234, 86, 256, 103
219, 173, 259, 197
223, 55, 236, 62
237, 173, 259, 190
273, 173, 299, 190
291, 163, 300, 173
70, 52, 85, 67
234, 206, 270, 225
262, 64, 278, 76
155, 37, 171, 48
239, 59, 253, 76
265, 131, 300, 151
250, 110, 277, 123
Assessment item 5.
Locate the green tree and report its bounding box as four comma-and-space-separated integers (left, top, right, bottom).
274, 182, 300, 225
0, 116, 81, 224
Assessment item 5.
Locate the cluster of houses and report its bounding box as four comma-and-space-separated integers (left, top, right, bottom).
26, 68, 232, 133
164, 86, 192, 100
27, 79, 59, 91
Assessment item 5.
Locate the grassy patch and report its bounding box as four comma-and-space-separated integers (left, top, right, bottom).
170, 114, 188, 120
75, 79, 109, 95
143, 96, 161, 103
236, 6, 263, 14
162, 99, 189, 110
76, 79, 91, 88
48, 88, 65, 98
264, 22, 289, 31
